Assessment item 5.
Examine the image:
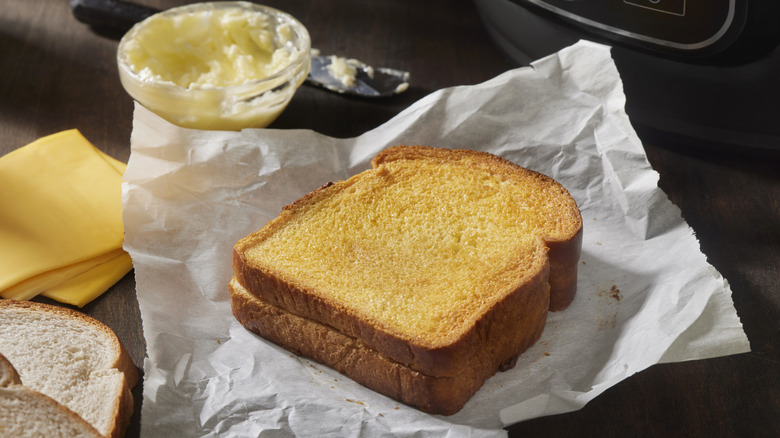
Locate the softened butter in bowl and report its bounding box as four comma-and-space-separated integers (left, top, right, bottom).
117, 1, 310, 130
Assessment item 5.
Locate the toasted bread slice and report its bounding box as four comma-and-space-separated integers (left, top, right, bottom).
0, 352, 103, 437
232, 145, 582, 414
230, 277, 500, 415
0, 300, 138, 438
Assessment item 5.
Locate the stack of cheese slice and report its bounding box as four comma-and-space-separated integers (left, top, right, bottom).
0, 130, 132, 307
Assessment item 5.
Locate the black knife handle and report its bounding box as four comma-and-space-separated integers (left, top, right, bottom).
71, 0, 159, 37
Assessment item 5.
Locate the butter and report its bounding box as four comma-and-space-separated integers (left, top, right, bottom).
123, 8, 292, 89
117, 2, 311, 131
326, 56, 361, 87
0, 130, 132, 307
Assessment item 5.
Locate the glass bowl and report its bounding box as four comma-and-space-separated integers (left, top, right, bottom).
117, 1, 311, 131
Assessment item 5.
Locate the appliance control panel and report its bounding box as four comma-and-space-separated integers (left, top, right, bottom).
514, 0, 736, 52
623, 0, 686, 16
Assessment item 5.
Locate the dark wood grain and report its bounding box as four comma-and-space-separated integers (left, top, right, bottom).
1, 0, 778, 436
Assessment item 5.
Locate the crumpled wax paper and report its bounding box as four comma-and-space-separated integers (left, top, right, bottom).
122, 40, 750, 437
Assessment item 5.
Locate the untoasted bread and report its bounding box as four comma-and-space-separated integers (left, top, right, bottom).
0, 300, 138, 437
0, 352, 103, 437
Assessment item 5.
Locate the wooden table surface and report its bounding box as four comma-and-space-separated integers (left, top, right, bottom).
2, 0, 778, 436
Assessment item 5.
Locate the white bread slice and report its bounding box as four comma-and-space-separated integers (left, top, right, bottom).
1, 352, 103, 437
0, 300, 138, 438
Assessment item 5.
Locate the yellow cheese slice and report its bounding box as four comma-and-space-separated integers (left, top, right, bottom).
42, 251, 133, 307
1, 248, 126, 301
0, 130, 131, 305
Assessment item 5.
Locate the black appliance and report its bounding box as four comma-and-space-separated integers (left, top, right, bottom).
475, 0, 780, 150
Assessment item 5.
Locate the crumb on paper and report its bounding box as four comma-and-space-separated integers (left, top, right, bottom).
598, 312, 618, 330
594, 285, 623, 329
346, 398, 366, 407
609, 285, 622, 302
595, 284, 622, 304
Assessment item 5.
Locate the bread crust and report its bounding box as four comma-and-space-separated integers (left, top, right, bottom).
230, 278, 544, 415
546, 227, 583, 311
0, 300, 138, 438
0, 352, 21, 388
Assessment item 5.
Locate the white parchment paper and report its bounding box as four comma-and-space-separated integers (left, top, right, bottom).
122, 41, 750, 437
